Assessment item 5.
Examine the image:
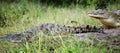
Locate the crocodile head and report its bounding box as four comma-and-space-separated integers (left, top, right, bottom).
88, 9, 120, 28
88, 9, 109, 19
88, 9, 120, 19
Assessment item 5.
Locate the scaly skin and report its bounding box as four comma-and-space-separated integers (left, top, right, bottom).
0, 23, 103, 42
88, 9, 120, 29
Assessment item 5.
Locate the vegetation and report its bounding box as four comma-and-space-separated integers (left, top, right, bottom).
0, 0, 120, 53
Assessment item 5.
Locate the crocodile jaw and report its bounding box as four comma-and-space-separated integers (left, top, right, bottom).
88, 14, 105, 19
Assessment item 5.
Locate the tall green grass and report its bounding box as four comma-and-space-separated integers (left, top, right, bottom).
0, 0, 119, 53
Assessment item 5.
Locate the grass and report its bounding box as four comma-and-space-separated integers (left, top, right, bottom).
0, 1, 119, 53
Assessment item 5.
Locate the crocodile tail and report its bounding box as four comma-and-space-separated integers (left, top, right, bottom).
0, 34, 13, 41
0, 35, 7, 40
0, 33, 27, 42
